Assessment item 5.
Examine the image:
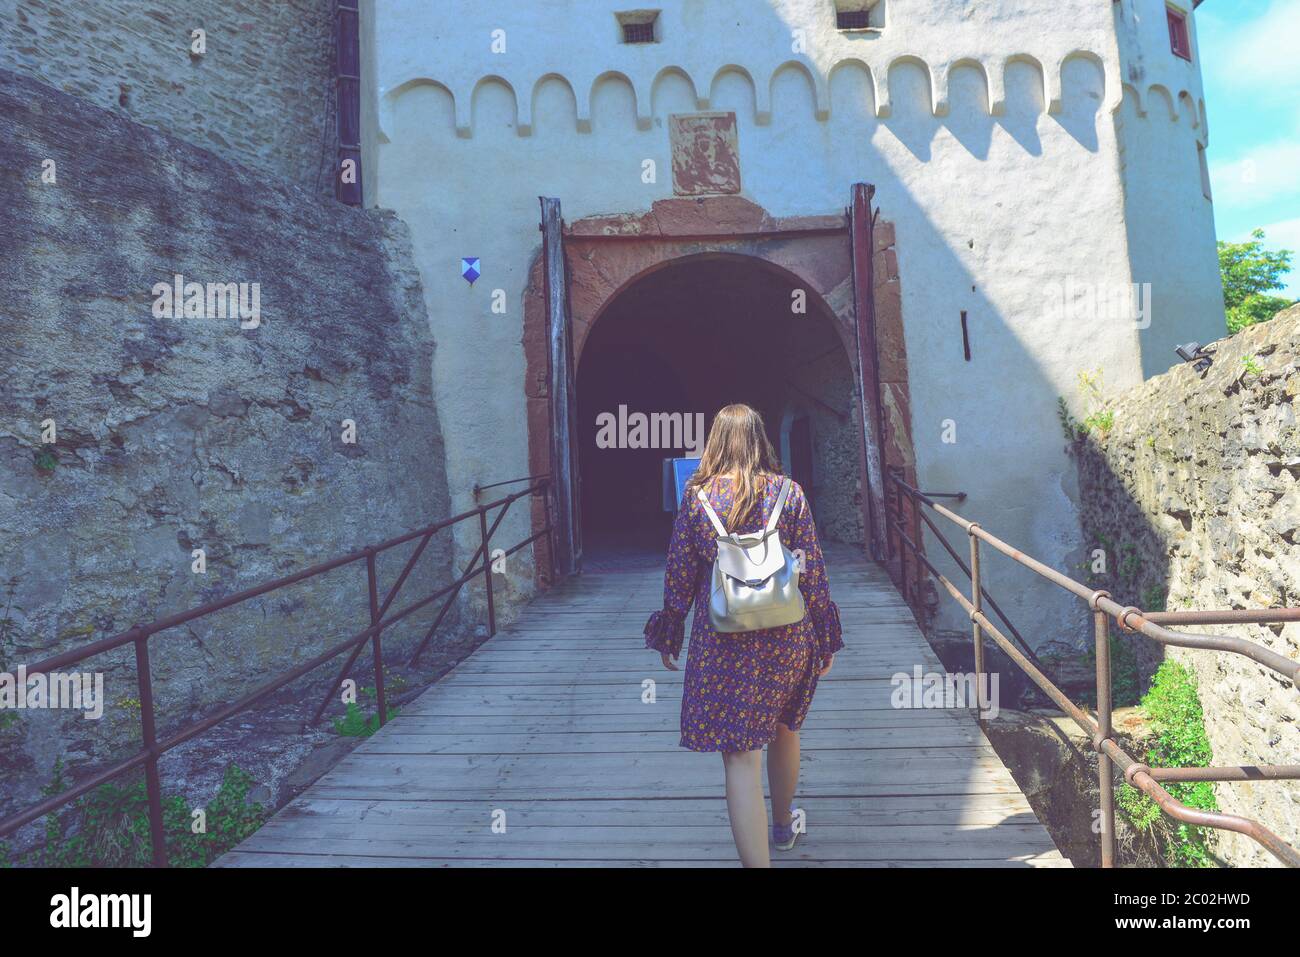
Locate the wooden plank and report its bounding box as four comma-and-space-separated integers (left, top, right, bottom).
356, 728, 985, 752
218, 546, 1067, 868
215, 851, 1071, 869
258, 794, 1044, 827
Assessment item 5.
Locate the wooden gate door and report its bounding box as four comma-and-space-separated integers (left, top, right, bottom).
849, 182, 889, 563
540, 197, 581, 576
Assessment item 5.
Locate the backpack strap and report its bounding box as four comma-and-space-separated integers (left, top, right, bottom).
765, 478, 793, 534
696, 488, 730, 538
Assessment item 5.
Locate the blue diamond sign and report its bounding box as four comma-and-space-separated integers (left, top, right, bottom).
460, 257, 480, 285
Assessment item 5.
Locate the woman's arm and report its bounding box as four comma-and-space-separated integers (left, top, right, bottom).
787, 482, 844, 664
644, 491, 700, 665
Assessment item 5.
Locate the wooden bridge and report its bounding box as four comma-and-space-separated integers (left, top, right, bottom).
217, 544, 1068, 867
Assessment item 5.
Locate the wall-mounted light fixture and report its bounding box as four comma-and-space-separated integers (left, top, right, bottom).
1175, 341, 1214, 373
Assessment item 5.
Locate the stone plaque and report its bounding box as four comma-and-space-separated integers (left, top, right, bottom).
669, 112, 741, 196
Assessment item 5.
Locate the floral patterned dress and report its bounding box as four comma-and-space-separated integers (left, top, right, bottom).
644, 472, 844, 752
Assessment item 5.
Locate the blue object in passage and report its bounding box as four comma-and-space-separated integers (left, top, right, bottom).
662, 457, 701, 511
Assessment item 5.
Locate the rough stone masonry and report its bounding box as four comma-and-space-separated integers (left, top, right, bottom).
1075, 304, 1300, 867
0, 68, 452, 822
0, 0, 336, 194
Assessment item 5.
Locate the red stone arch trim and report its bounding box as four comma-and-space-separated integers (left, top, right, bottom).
522, 195, 913, 577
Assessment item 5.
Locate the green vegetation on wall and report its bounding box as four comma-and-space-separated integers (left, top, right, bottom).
10, 760, 266, 868
1118, 660, 1218, 867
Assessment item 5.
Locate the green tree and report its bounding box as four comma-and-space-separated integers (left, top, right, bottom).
1218, 228, 1295, 333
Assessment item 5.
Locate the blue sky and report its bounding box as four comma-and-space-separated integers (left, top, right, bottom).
1198, 0, 1300, 298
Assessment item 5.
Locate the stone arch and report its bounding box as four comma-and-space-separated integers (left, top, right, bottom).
827, 58, 878, 119
469, 74, 520, 138
526, 72, 578, 136
1003, 54, 1048, 116
381, 78, 457, 142
579, 250, 854, 367
586, 70, 638, 132
769, 59, 827, 121
946, 58, 993, 115
652, 65, 704, 119
884, 54, 938, 118
521, 195, 915, 566
710, 64, 764, 122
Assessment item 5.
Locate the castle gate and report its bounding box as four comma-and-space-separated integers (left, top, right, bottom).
523, 188, 916, 578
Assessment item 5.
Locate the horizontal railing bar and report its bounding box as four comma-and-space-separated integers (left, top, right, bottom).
475, 474, 550, 494
1104, 606, 1300, 684
907, 503, 1042, 667
887, 472, 1300, 867
973, 589, 1300, 866
0, 749, 151, 837
892, 475, 1300, 685
375, 529, 435, 622
21, 482, 547, 678
155, 629, 375, 757
1097, 738, 1300, 868
306, 544, 498, 728
1146, 765, 1300, 782
500, 526, 552, 560
0, 478, 552, 846
1142, 609, 1300, 626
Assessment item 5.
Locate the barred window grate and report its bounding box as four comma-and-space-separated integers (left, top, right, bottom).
622, 21, 655, 43
836, 10, 872, 30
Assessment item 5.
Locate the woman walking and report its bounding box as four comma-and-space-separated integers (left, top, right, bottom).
644, 403, 843, 867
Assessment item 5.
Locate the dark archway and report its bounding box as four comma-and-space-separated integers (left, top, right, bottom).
522, 195, 917, 583
575, 254, 862, 557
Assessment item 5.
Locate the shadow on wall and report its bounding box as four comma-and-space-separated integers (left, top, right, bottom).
382, 22, 1132, 666
378, 2, 1164, 842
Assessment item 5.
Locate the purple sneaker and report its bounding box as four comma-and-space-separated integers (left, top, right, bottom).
772, 806, 804, 851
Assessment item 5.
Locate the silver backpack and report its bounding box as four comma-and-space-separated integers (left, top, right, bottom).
697, 477, 806, 633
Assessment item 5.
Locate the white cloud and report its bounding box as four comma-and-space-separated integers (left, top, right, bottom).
1213, 0, 1300, 93
1209, 140, 1300, 209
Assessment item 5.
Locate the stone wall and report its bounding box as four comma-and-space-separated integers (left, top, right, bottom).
0, 69, 452, 822
1075, 305, 1300, 867
1, 0, 335, 193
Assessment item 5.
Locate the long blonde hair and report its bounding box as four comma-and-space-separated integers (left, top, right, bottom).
686, 403, 783, 529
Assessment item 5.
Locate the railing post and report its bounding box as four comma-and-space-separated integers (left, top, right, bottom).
1093, 601, 1115, 868
133, 629, 168, 868
543, 480, 557, 586
366, 549, 387, 727
479, 506, 496, 637
899, 488, 911, 600
969, 530, 984, 691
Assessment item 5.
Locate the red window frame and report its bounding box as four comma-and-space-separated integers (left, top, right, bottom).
1167, 6, 1191, 61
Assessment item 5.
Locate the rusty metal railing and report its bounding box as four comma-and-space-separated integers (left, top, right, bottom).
888, 474, 1300, 868
0, 477, 553, 867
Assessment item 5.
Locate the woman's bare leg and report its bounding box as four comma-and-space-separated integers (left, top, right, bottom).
767, 722, 800, 828
721, 750, 770, 867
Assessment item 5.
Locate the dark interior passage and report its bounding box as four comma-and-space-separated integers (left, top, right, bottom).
575, 254, 864, 559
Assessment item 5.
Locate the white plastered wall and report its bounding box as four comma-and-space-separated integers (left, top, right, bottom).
359, 0, 1221, 648
1113, 0, 1225, 379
